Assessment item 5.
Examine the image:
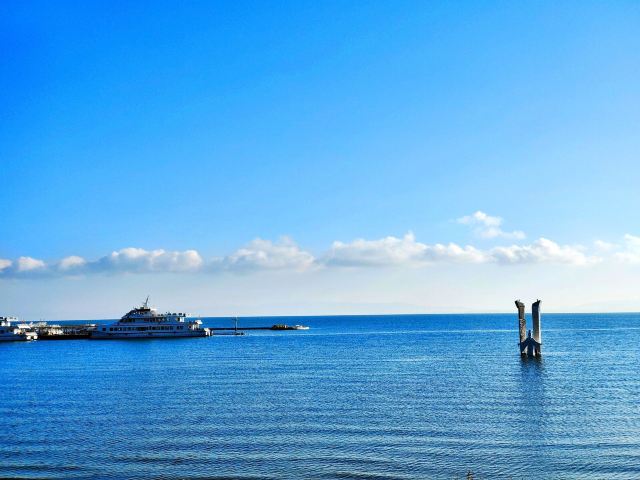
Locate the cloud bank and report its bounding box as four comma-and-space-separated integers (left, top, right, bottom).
215, 237, 315, 272
3, 212, 634, 278
0, 234, 618, 279
92, 248, 204, 273
490, 238, 595, 265
325, 233, 487, 266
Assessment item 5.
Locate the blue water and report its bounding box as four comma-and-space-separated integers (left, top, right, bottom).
2, 313, 640, 479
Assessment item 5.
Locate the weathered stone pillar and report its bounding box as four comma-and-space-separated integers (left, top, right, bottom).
515, 300, 526, 344
532, 299, 541, 347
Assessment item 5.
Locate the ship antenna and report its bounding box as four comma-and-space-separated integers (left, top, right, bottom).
143, 295, 149, 308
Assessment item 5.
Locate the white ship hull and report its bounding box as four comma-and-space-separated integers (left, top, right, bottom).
91, 329, 209, 339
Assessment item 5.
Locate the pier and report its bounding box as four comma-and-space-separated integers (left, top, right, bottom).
22, 322, 309, 341
209, 325, 309, 331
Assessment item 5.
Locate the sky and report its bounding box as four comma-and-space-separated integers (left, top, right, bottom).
1, 1, 640, 319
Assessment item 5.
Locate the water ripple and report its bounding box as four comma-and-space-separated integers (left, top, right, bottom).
2, 313, 640, 479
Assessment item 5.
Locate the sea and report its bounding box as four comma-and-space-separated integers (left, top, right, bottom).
1, 313, 640, 479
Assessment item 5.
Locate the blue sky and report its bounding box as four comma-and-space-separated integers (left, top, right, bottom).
2, 2, 640, 318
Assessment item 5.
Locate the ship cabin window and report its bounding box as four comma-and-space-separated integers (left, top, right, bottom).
102, 328, 106, 331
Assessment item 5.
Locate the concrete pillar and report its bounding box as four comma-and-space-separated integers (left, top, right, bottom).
532, 299, 541, 345
515, 300, 526, 344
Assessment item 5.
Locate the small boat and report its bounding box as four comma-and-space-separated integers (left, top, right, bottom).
270, 324, 310, 330
0, 317, 38, 342
90, 297, 211, 339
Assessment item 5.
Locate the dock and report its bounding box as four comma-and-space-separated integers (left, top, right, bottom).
22, 322, 309, 341
209, 325, 309, 331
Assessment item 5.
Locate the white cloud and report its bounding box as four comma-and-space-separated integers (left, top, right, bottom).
489, 238, 597, 265
614, 234, 640, 263
57, 255, 87, 271
16, 256, 46, 272
423, 243, 487, 263
221, 238, 315, 271
325, 233, 487, 267
0, 256, 48, 276
480, 226, 526, 240
0, 259, 12, 272
326, 233, 427, 267
457, 210, 525, 240
458, 211, 502, 227
594, 240, 617, 252
95, 248, 203, 273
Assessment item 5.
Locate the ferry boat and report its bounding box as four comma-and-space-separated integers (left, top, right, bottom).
0, 317, 38, 341
90, 298, 211, 339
